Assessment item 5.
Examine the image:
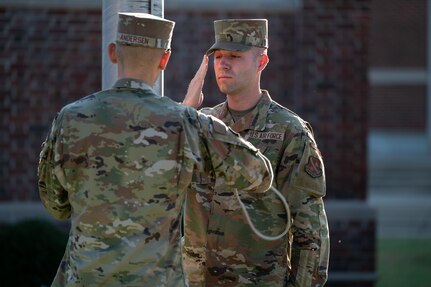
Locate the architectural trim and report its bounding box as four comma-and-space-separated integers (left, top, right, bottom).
369, 68, 427, 85
165, 0, 301, 11
0, 0, 301, 11
0, 202, 54, 224
329, 272, 378, 283
0, 200, 375, 223
325, 200, 376, 221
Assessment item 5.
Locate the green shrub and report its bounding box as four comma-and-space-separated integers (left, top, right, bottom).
0, 219, 68, 287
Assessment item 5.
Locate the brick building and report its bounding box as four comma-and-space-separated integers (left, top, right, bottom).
0, 0, 384, 286
367, 0, 431, 239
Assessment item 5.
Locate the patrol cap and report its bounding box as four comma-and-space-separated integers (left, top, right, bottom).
116, 12, 175, 50
206, 19, 268, 55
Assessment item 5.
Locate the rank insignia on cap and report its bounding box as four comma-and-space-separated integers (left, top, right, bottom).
305, 156, 323, 178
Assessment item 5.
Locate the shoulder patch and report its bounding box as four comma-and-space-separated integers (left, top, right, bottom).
304, 155, 323, 178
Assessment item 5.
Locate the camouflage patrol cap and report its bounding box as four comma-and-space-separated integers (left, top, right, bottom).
117, 12, 175, 49
206, 19, 268, 55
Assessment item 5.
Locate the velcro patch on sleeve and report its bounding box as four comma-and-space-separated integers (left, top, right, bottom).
211, 116, 227, 135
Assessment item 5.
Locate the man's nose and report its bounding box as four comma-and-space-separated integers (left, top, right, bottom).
219, 58, 230, 70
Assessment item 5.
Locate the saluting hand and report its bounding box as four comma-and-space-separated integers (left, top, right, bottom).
183, 55, 208, 108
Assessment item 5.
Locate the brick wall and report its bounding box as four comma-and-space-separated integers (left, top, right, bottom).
370, 0, 426, 68
327, 201, 376, 287
295, 2, 375, 285
167, 1, 370, 201
0, 7, 101, 200
296, 0, 370, 200
0, 1, 375, 286
369, 0, 427, 131
164, 10, 297, 110
1, 3, 369, 201
370, 85, 426, 130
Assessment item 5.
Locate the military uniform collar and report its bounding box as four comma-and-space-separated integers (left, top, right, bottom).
219, 90, 272, 133
113, 78, 154, 92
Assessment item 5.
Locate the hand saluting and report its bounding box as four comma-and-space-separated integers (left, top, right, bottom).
183, 55, 208, 108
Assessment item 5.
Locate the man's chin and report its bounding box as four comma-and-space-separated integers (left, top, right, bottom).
217, 85, 230, 95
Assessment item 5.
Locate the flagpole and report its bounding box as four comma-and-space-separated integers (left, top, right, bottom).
102, 0, 164, 95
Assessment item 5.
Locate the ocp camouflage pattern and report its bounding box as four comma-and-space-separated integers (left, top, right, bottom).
183, 90, 329, 286
214, 19, 268, 48
38, 78, 273, 287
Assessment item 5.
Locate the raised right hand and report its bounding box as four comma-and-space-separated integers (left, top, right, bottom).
182, 55, 208, 108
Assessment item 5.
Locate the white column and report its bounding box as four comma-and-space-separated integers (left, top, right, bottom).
102, 0, 164, 95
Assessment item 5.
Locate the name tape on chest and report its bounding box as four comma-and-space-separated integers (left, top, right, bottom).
247, 131, 284, 141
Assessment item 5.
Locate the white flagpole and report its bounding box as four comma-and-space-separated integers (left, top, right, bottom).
102, 0, 164, 95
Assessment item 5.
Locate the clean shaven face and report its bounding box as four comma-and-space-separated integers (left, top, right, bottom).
213, 49, 261, 97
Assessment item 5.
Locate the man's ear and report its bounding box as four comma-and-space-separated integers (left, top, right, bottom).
159, 50, 171, 70
258, 54, 269, 72
108, 43, 118, 64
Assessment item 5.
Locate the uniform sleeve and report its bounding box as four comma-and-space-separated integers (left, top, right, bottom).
182, 128, 214, 287
182, 108, 273, 287
276, 124, 329, 287
37, 114, 72, 220
196, 111, 273, 194
182, 170, 212, 287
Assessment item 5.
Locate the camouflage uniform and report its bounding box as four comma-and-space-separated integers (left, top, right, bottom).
38, 76, 273, 287
183, 91, 329, 287
183, 18, 329, 287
